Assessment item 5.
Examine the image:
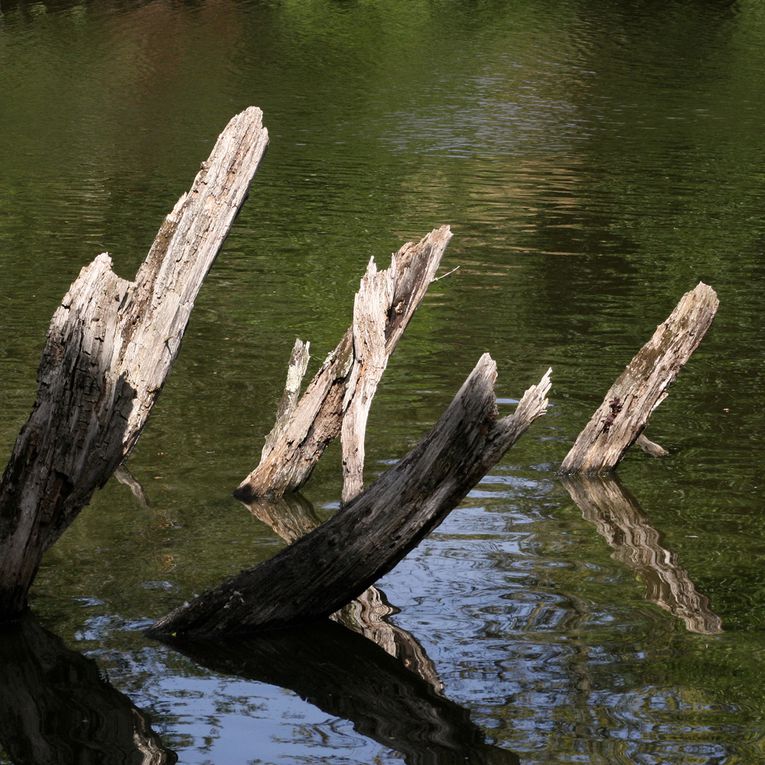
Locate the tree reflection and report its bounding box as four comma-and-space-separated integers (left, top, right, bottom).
0, 616, 176, 765
169, 619, 519, 765
561, 474, 723, 635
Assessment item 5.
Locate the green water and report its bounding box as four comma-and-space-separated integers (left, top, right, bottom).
1, 0, 764, 762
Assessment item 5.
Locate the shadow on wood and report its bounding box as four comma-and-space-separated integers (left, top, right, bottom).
561, 475, 722, 635
0, 107, 269, 618
247, 493, 443, 692
0, 616, 176, 764
168, 619, 519, 765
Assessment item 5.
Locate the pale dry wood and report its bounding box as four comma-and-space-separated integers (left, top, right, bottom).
246, 494, 443, 693
635, 433, 669, 458
560, 282, 718, 474
234, 226, 452, 503
0, 107, 269, 616
149, 357, 552, 638
561, 475, 722, 634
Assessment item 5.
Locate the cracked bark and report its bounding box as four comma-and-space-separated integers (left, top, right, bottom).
0, 107, 268, 617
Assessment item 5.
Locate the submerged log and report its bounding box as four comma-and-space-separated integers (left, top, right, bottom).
0, 107, 269, 617
149, 356, 552, 638
561, 475, 722, 635
246, 493, 443, 692
560, 282, 718, 474
235, 226, 452, 504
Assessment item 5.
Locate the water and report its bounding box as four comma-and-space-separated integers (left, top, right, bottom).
1, 0, 764, 762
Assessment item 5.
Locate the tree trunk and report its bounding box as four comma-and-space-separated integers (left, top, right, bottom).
149, 356, 552, 638
234, 226, 453, 503
561, 475, 722, 634
0, 107, 268, 617
560, 282, 718, 474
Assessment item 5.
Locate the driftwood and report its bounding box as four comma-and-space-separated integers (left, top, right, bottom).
562, 475, 722, 635
149, 356, 552, 638
247, 494, 443, 692
0, 616, 176, 764
235, 226, 453, 504
560, 282, 718, 474
0, 108, 268, 617
172, 621, 519, 765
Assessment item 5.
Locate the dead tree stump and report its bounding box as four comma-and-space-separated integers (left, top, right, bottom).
560, 282, 718, 474
234, 226, 453, 504
0, 108, 269, 617
149, 357, 552, 638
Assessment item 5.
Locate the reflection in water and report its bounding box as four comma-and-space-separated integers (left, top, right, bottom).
171, 620, 519, 765
247, 494, 443, 692
561, 475, 723, 635
0, 616, 176, 765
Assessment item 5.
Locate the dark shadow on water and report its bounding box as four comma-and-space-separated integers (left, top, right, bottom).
0, 615, 176, 765
169, 619, 520, 765
561, 474, 723, 635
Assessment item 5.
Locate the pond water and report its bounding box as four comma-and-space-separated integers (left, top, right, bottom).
1, 0, 764, 762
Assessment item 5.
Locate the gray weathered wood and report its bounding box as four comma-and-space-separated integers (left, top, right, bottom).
560, 282, 718, 474
0, 107, 269, 617
234, 226, 452, 503
561, 475, 722, 634
149, 356, 552, 638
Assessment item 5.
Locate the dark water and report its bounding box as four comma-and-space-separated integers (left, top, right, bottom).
1, 0, 764, 762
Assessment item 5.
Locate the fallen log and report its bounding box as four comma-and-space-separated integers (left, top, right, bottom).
560, 282, 718, 474
561, 475, 722, 634
0, 107, 269, 617
149, 356, 552, 638
247, 493, 443, 692
234, 225, 453, 504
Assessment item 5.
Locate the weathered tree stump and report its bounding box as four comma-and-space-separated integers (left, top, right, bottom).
560, 282, 719, 474
149, 356, 552, 638
561, 475, 722, 634
0, 107, 269, 617
234, 226, 453, 504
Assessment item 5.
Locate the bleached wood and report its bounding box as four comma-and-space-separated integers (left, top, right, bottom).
561, 475, 722, 634
149, 357, 551, 638
560, 283, 718, 474
234, 226, 452, 502
0, 107, 268, 616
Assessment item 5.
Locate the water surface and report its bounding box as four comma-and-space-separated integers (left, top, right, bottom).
1, 0, 764, 762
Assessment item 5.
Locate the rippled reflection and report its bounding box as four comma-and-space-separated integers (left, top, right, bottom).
561, 475, 722, 635
0, 616, 175, 764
